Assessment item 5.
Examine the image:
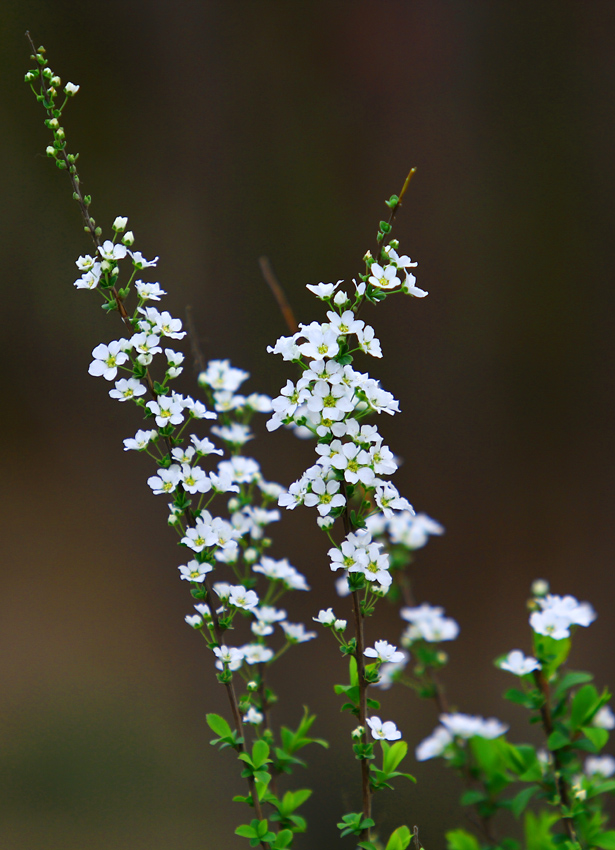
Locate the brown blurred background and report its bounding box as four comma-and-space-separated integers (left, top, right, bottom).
2, 1, 615, 847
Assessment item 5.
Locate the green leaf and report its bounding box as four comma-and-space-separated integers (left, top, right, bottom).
582, 726, 609, 751
594, 831, 615, 850
571, 684, 600, 729
272, 830, 294, 849
382, 740, 408, 774
504, 688, 537, 708
235, 823, 258, 839
552, 670, 594, 699
547, 729, 570, 750
446, 828, 482, 850
524, 810, 559, 850
206, 713, 232, 739
252, 739, 271, 769
509, 785, 539, 818
385, 825, 412, 850
460, 789, 487, 806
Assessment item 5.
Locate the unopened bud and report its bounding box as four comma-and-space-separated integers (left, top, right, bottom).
113, 216, 128, 232
531, 579, 549, 598
247, 680, 258, 691
351, 726, 365, 740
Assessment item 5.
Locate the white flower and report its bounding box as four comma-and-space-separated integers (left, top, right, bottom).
123, 428, 157, 451
388, 512, 444, 549
281, 622, 317, 643
266, 333, 301, 361
211, 423, 253, 446
306, 280, 343, 299
376, 652, 410, 690
244, 707, 264, 725
74, 262, 102, 290
368, 263, 400, 290
498, 650, 541, 676
112, 216, 128, 231
88, 341, 129, 380
136, 280, 167, 301
440, 713, 508, 740
147, 464, 182, 495
242, 644, 274, 665
531, 595, 597, 640
178, 560, 213, 583
401, 271, 428, 298
184, 614, 203, 628
297, 324, 340, 360
364, 640, 405, 664
375, 483, 413, 518
198, 360, 249, 392
228, 586, 259, 610
304, 477, 346, 516
109, 378, 146, 401
326, 310, 364, 337
213, 645, 244, 671
313, 608, 336, 626
367, 716, 402, 741
254, 606, 287, 625
98, 240, 127, 262
585, 756, 615, 778
146, 397, 185, 427
593, 706, 615, 730
180, 463, 211, 495
415, 726, 453, 761
129, 250, 159, 269
191, 435, 224, 456
356, 325, 383, 358
64, 81, 80, 95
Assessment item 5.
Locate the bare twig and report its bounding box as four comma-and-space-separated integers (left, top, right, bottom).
258, 256, 299, 335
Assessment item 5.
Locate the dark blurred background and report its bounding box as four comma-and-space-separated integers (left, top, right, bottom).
2, 1, 615, 847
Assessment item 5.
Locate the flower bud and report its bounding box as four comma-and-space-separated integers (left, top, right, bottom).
227, 497, 240, 513
334, 619, 347, 632
122, 231, 135, 246
45, 145, 55, 157
333, 290, 348, 307
351, 726, 365, 740
244, 547, 258, 564
113, 216, 128, 232
531, 578, 549, 598
64, 82, 80, 96
247, 680, 258, 691
51, 75, 61, 87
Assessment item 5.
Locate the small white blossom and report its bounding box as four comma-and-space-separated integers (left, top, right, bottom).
244, 707, 264, 725
109, 378, 146, 402
147, 464, 182, 495
367, 716, 402, 741
178, 560, 213, 583
585, 756, 615, 778
281, 622, 317, 643
498, 650, 541, 676
88, 341, 129, 380
136, 280, 167, 301
228, 586, 259, 610
364, 640, 405, 664
123, 428, 157, 451
415, 726, 453, 761
213, 645, 244, 671
593, 706, 615, 730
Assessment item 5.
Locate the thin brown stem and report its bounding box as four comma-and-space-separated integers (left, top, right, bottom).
533, 670, 580, 846
204, 576, 266, 828
185, 305, 207, 374
340, 484, 372, 840
373, 167, 416, 263
258, 256, 299, 335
